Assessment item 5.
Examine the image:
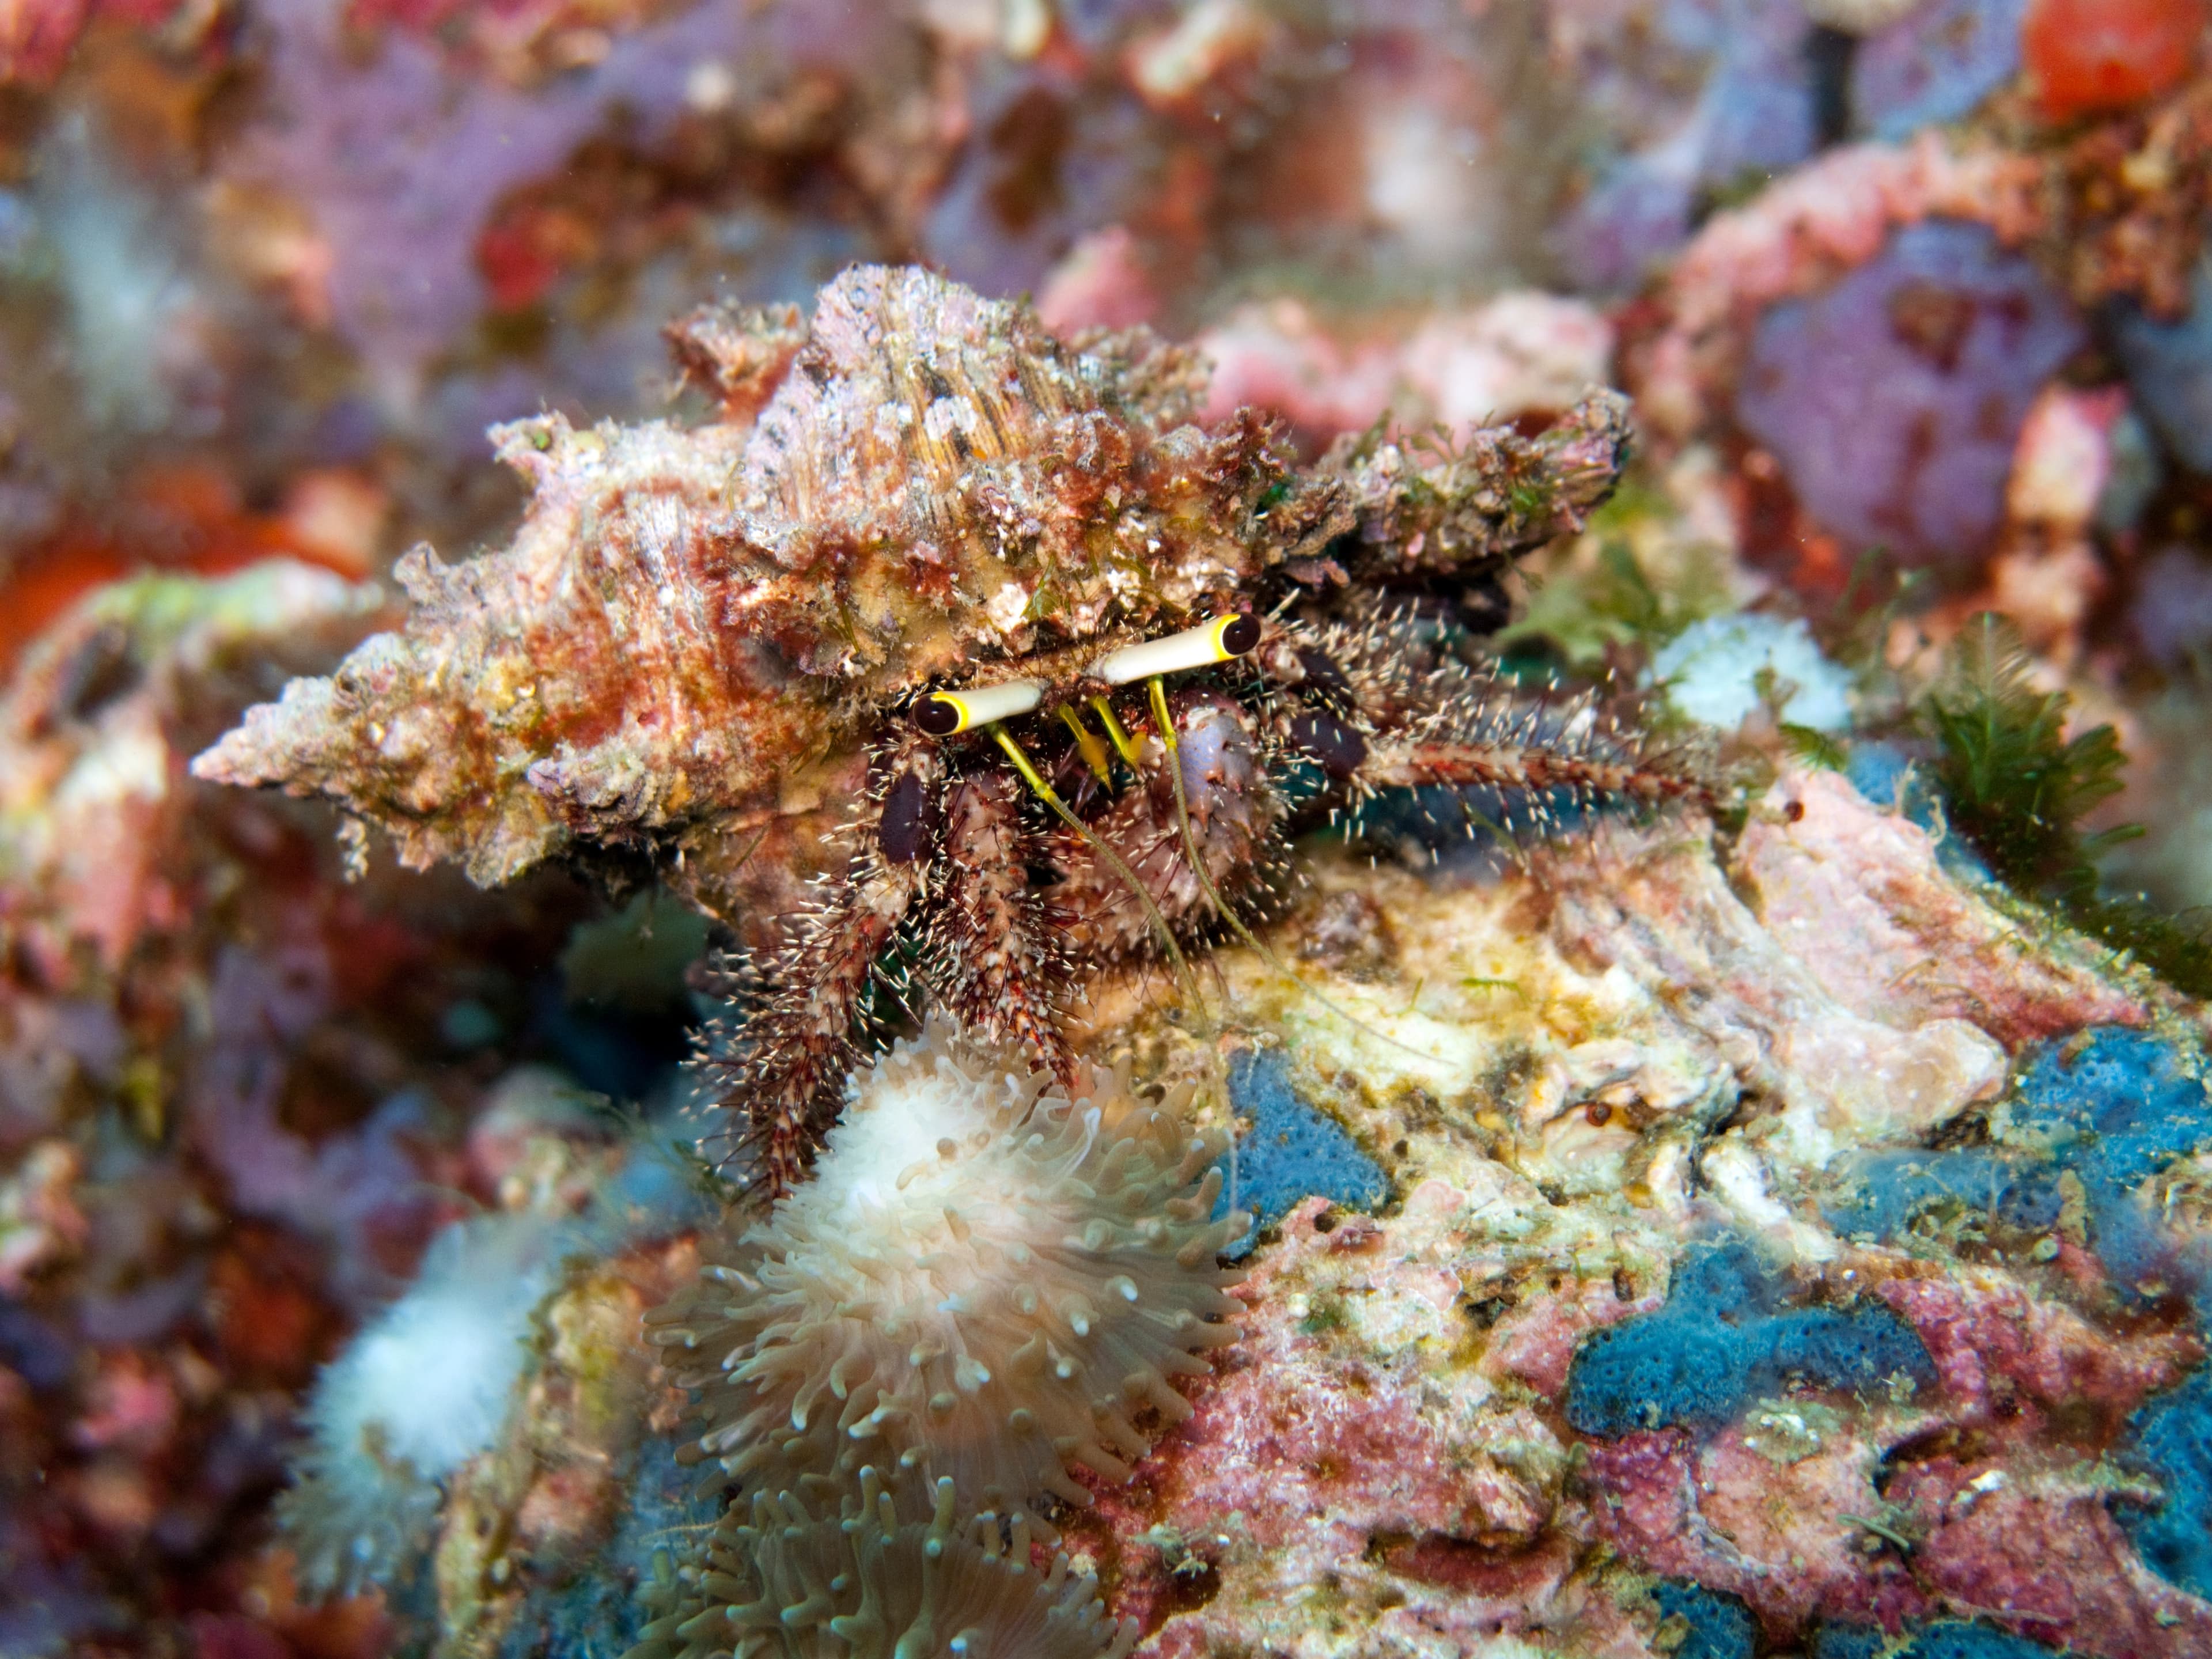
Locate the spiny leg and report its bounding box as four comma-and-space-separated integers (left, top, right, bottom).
931, 771, 1075, 1087
692, 734, 940, 1199
1362, 675, 1712, 812
1341, 662, 1714, 847
1257, 601, 1709, 815
1363, 736, 1712, 807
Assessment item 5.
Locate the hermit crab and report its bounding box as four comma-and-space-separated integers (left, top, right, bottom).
195, 264, 1709, 1199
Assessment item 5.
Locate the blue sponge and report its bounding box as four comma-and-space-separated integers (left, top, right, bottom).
1212, 1047, 1389, 1259
2120, 1363, 2212, 1603
1650, 1580, 1756, 1659
1823, 1148, 2061, 1243
1812, 1621, 2070, 1658
1825, 1029, 2212, 1300
1567, 1241, 1934, 1437
2007, 1029, 2212, 1194
1817, 1028, 2212, 1604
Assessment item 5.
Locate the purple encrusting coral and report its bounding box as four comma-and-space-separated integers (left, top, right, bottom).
2113, 253, 2212, 474
1736, 219, 2083, 562
2134, 546, 2212, 666
1853, 0, 2028, 140
1547, 0, 1820, 294
920, 59, 1153, 304
190, 942, 443, 1312
227, 0, 898, 415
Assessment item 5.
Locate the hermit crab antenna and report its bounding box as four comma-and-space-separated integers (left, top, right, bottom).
985, 726, 1202, 996
1088, 696, 1145, 768
1058, 707, 1115, 783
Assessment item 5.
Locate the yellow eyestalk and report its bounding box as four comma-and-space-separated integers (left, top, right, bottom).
1092, 613, 1260, 687
912, 679, 1044, 736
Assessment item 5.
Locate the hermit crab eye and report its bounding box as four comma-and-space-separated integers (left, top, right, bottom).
913, 680, 1044, 737
1218, 612, 1262, 657
1093, 614, 1260, 686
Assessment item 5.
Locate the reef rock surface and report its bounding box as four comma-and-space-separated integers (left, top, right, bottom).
9, 551, 2212, 1659
1031, 763, 2212, 1659
315, 751, 2212, 1659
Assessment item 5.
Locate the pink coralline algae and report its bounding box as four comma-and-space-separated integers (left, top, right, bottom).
1872, 1272, 2200, 1435
221, 0, 921, 408
1195, 293, 1616, 448
1063, 1194, 1650, 1659
1735, 768, 2152, 1048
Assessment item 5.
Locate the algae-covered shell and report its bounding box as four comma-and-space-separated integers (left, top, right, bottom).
193, 266, 1347, 888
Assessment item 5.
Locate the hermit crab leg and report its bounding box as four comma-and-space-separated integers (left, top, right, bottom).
987, 726, 1203, 1000
1147, 673, 1264, 943
1057, 707, 1116, 783
710, 871, 916, 1196
1145, 675, 1452, 1069
930, 772, 1077, 1087
698, 736, 942, 1198
1361, 731, 1715, 813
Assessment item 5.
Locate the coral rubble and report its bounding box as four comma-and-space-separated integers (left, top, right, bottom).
1052, 773, 2212, 1658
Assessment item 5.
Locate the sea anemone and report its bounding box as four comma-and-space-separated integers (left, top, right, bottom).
646, 1020, 1246, 1529
281, 1129, 704, 1595
626, 1466, 1136, 1659
279, 1213, 563, 1594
